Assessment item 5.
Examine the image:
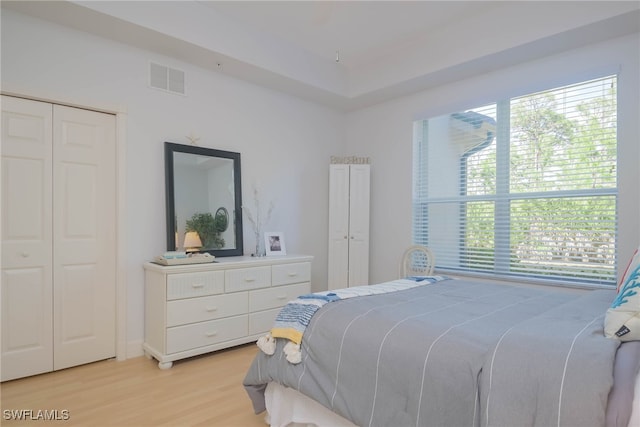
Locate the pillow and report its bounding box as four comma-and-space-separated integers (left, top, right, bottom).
618, 246, 640, 292
605, 246, 640, 341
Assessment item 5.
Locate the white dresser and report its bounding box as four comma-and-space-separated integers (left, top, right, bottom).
143, 255, 312, 369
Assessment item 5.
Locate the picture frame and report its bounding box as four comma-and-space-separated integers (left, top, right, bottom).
265, 232, 286, 256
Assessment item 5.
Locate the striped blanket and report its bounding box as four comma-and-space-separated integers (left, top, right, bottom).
245, 279, 620, 427
257, 276, 449, 363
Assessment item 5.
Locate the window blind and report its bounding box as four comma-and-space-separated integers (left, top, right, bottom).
413, 76, 618, 285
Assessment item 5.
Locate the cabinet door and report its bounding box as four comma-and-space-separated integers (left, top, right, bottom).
1, 96, 54, 381
53, 105, 116, 370
347, 165, 370, 287
327, 164, 350, 290
328, 164, 371, 289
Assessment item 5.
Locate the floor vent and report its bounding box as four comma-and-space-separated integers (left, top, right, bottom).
149, 62, 185, 95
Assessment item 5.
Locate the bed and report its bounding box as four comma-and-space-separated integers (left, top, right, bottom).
243, 277, 640, 427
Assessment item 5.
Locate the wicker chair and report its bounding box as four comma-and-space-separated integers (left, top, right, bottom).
399, 245, 435, 278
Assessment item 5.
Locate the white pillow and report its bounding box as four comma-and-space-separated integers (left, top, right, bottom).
605, 246, 640, 341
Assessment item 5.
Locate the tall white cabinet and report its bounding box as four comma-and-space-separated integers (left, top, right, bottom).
1, 95, 116, 381
327, 163, 370, 290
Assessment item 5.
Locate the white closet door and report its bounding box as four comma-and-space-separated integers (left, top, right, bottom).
327, 164, 370, 290
327, 164, 350, 290
1, 96, 54, 381
53, 105, 116, 370
347, 165, 370, 287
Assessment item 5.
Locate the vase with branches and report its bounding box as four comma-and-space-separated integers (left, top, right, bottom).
243, 185, 273, 257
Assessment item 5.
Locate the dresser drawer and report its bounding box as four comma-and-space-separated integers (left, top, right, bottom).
249, 308, 280, 335
225, 266, 271, 292
272, 262, 311, 286
166, 315, 248, 354
249, 282, 310, 312
166, 292, 248, 327
166, 271, 225, 300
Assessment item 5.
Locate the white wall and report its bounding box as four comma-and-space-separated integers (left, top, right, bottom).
1, 9, 345, 354
3, 7, 639, 357
346, 33, 640, 285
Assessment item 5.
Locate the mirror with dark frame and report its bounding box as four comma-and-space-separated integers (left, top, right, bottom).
165, 142, 243, 257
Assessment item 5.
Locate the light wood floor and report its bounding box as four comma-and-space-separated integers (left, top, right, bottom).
0, 344, 267, 426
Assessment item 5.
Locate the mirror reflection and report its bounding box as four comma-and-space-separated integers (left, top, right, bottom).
165, 142, 243, 257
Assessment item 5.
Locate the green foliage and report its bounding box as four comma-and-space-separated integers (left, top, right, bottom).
462, 78, 617, 281
185, 212, 225, 249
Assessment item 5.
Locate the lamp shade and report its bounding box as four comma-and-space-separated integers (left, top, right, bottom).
183, 231, 203, 252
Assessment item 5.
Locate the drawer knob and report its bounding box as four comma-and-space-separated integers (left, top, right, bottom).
287, 272, 298, 277
245, 278, 256, 282
192, 283, 204, 288
206, 306, 218, 312
277, 295, 287, 300
205, 331, 218, 338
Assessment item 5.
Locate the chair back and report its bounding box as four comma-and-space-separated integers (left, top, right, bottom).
400, 245, 435, 278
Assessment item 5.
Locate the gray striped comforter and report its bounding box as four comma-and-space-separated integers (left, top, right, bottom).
244, 279, 620, 427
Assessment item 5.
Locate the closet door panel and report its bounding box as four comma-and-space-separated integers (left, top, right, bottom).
60, 163, 98, 259
2, 157, 51, 266
1, 268, 53, 380
1, 96, 53, 381
53, 105, 116, 370
327, 165, 350, 290
347, 165, 370, 287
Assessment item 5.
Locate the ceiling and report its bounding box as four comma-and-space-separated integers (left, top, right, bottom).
202, 1, 497, 69
3, 1, 640, 110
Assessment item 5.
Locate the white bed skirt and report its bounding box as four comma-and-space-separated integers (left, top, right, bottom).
265, 372, 640, 427
265, 382, 356, 427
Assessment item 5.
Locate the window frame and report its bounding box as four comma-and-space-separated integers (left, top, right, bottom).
413, 75, 619, 288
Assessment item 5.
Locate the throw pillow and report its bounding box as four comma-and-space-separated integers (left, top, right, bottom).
605, 245, 640, 341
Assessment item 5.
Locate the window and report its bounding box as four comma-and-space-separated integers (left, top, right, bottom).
413, 76, 618, 286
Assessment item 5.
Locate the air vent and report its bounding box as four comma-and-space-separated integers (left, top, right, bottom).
149, 62, 185, 95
